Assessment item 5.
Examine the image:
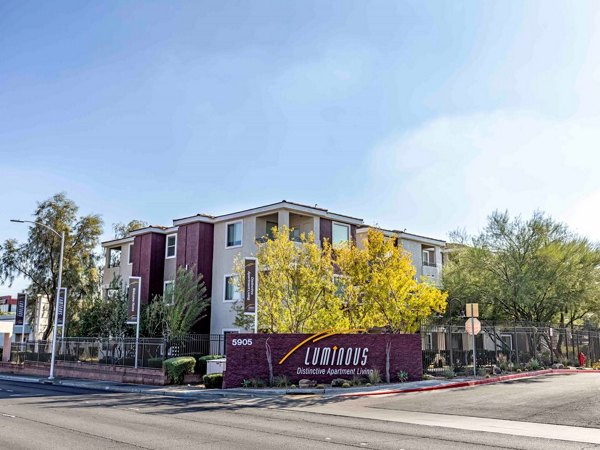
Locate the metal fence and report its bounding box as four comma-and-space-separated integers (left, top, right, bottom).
422, 321, 600, 375
9, 334, 226, 369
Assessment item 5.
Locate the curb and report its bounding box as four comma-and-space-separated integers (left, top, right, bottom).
1, 368, 599, 399
0, 374, 47, 385
336, 368, 600, 398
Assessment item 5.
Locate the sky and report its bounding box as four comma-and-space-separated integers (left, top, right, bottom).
2, 1, 600, 295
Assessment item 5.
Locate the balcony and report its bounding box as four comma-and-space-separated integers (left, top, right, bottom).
255, 212, 315, 243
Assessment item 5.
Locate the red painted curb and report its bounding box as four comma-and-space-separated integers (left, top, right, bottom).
338, 368, 599, 398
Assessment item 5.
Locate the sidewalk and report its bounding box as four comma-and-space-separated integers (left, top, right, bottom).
0, 368, 597, 399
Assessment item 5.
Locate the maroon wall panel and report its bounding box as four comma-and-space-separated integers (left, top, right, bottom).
185, 222, 200, 273
176, 225, 188, 266
176, 222, 214, 333
132, 233, 166, 304
223, 333, 422, 389
149, 233, 166, 302
320, 218, 332, 244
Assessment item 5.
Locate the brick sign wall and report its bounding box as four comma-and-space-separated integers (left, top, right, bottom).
223, 333, 422, 389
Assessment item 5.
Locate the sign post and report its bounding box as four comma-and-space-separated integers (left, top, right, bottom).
244, 258, 258, 333
127, 277, 142, 369
57, 288, 68, 340
16, 293, 27, 345
465, 303, 480, 376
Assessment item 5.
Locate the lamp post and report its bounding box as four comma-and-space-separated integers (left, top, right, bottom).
10, 219, 64, 380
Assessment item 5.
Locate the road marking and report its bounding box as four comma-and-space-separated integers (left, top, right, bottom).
293, 405, 600, 445
1, 414, 16, 418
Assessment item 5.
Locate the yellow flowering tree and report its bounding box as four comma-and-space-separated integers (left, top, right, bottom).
336, 228, 448, 333
231, 226, 446, 334
231, 226, 346, 333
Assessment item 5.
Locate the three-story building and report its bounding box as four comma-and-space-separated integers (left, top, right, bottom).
101, 201, 446, 337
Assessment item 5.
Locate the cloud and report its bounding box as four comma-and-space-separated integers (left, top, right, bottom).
367, 111, 600, 240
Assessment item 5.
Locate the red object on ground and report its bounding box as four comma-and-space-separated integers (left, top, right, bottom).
579, 352, 586, 367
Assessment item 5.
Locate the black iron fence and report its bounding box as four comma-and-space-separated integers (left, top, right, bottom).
7, 325, 598, 375
422, 321, 600, 375
9, 334, 225, 369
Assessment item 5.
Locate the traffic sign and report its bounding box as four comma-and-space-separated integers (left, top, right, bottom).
465, 303, 479, 318
465, 318, 481, 336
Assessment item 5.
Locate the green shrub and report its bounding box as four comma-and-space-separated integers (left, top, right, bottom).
24, 352, 52, 363
443, 368, 456, 379
341, 382, 351, 388
147, 357, 164, 369
331, 378, 350, 387
163, 356, 196, 384
98, 356, 114, 365
289, 384, 297, 389
202, 373, 223, 389
496, 353, 508, 371
526, 358, 541, 371
397, 371, 409, 383
368, 369, 381, 384
316, 384, 325, 389
365, 383, 372, 387
196, 354, 224, 376
243, 377, 265, 388
477, 368, 488, 377
273, 375, 290, 388
351, 375, 364, 386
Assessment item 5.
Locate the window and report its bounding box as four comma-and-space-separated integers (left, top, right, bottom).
106, 287, 120, 300
226, 221, 243, 248
128, 243, 134, 265
425, 333, 433, 350
332, 222, 350, 246
451, 333, 463, 350
164, 280, 175, 304
224, 275, 240, 302
422, 247, 436, 267
289, 227, 302, 242
266, 221, 278, 240
165, 234, 177, 259
333, 274, 345, 298
108, 247, 121, 268
500, 334, 513, 352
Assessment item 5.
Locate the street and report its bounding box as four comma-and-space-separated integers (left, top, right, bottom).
0, 374, 599, 449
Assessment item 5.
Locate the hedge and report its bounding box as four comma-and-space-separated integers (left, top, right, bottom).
147, 357, 164, 369
24, 352, 52, 363
196, 354, 224, 376
203, 373, 223, 389
163, 356, 196, 384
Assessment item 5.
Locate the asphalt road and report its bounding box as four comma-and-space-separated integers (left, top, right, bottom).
0, 374, 598, 450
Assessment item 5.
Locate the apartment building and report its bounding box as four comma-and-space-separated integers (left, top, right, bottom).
355, 228, 445, 283
101, 201, 446, 337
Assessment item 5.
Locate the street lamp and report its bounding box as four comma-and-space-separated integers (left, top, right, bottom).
10, 219, 64, 380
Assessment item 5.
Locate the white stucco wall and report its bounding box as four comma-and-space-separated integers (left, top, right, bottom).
210, 216, 258, 335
